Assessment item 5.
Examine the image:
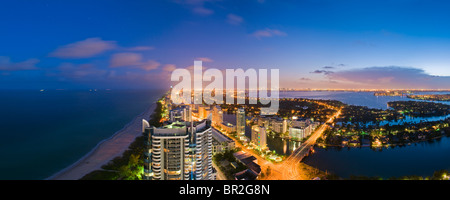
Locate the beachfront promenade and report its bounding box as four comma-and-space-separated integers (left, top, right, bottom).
48, 103, 156, 180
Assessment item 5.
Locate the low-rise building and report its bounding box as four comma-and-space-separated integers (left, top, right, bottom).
211, 128, 235, 154
271, 118, 287, 134
221, 122, 236, 134
233, 151, 261, 180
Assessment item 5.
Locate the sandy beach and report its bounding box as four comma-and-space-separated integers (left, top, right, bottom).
47, 103, 156, 180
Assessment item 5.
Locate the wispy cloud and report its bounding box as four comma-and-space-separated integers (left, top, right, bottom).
299, 77, 311, 81
328, 66, 450, 89
192, 6, 214, 15
124, 46, 155, 51
196, 57, 214, 62
49, 38, 117, 58
227, 14, 243, 25
109, 52, 160, 71
0, 56, 39, 71
174, 0, 216, 16
162, 64, 177, 72
252, 28, 287, 39
310, 70, 334, 75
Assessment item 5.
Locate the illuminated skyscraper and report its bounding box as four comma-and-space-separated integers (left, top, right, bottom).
143, 118, 213, 180
212, 105, 223, 127
169, 105, 192, 122
142, 121, 190, 180
236, 108, 246, 140
251, 125, 267, 150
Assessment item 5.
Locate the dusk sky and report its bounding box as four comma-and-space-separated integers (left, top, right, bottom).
2, 0, 450, 89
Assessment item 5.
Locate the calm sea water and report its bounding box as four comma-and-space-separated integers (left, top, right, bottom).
0, 89, 164, 180
302, 138, 450, 178
281, 91, 450, 178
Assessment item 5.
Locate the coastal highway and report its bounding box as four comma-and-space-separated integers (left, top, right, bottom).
265, 108, 342, 180
212, 101, 342, 180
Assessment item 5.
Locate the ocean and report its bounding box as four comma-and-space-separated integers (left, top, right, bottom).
0, 89, 164, 180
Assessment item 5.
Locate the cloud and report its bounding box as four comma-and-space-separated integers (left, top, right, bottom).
163, 64, 177, 72
124, 46, 155, 51
192, 6, 214, 15
252, 28, 287, 39
195, 57, 213, 62
328, 66, 450, 89
0, 56, 39, 71
310, 70, 334, 75
299, 77, 311, 81
109, 52, 160, 71
49, 38, 117, 58
174, 0, 215, 16
227, 14, 243, 25
110, 53, 142, 67
323, 66, 335, 69
139, 60, 160, 71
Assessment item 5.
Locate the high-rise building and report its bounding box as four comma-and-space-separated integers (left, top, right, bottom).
236, 108, 246, 140
169, 105, 192, 122
289, 125, 312, 140
251, 125, 267, 150
198, 105, 211, 119
257, 116, 269, 129
188, 119, 213, 180
291, 118, 311, 128
289, 117, 313, 140
271, 118, 287, 134
143, 120, 190, 180
143, 118, 213, 180
212, 105, 223, 127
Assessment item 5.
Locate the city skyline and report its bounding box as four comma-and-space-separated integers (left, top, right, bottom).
2, 0, 450, 90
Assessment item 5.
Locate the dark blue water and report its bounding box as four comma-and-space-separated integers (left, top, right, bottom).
0, 89, 164, 180
303, 138, 450, 178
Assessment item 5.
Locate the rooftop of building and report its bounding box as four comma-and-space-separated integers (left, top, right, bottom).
233, 152, 261, 174
212, 128, 234, 143
234, 169, 258, 180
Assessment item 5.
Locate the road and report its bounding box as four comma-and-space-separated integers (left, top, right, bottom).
264, 108, 342, 180
212, 100, 342, 180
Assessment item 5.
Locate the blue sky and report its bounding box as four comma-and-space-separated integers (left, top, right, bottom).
1, 0, 450, 89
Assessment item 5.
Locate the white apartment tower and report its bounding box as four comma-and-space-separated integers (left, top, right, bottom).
169, 105, 192, 122
142, 121, 190, 180
143, 117, 213, 180
251, 125, 267, 150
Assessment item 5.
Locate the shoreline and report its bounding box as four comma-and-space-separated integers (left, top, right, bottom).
47, 102, 156, 180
